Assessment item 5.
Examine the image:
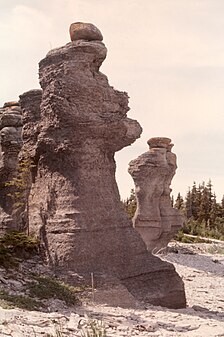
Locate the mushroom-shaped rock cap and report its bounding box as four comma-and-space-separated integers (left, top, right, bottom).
147, 137, 171, 149
69, 22, 103, 42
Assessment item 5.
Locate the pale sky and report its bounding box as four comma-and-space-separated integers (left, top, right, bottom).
0, 0, 224, 201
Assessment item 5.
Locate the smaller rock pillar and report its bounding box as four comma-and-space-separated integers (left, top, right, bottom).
128, 137, 184, 252
0, 102, 23, 232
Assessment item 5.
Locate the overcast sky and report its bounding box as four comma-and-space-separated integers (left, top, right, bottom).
1, 0, 224, 201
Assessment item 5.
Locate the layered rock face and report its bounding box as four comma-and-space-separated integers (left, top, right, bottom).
19, 89, 42, 158
0, 102, 23, 231
128, 137, 184, 253
19, 23, 186, 308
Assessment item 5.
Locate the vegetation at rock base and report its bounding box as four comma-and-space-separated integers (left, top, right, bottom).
0, 289, 44, 310
0, 231, 88, 310
0, 230, 39, 268
123, 180, 224, 242
5, 154, 35, 233
5, 155, 34, 209
0, 244, 16, 269
0, 273, 87, 311
28, 275, 84, 306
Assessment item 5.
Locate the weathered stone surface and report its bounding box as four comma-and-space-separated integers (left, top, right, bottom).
0, 102, 23, 231
128, 137, 184, 253
19, 25, 186, 308
19, 89, 42, 153
69, 22, 103, 42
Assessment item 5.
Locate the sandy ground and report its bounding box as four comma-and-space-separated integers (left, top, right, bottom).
0, 242, 223, 336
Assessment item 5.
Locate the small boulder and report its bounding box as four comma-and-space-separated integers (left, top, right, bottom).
147, 137, 171, 148
69, 22, 103, 41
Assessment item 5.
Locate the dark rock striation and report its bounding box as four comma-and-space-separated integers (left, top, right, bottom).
7, 23, 186, 308
128, 137, 184, 253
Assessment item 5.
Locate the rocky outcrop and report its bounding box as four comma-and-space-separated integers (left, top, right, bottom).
128, 137, 184, 253
0, 101, 23, 231
0, 93, 42, 233
18, 23, 186, 308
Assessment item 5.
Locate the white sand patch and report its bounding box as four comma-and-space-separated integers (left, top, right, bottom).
0, 242, 223, 336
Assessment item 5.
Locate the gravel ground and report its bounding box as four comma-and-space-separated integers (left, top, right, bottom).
0, 242, 223, 337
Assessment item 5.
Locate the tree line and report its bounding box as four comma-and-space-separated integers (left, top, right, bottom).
173, 180, 224, 240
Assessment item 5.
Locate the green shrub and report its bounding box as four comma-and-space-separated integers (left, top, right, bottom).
28, 276, 83, 305
5, 155, 35, 210
0, 231, 39, 268
179, 218, 224, 241
0, 290, 43, 310
0, 245, 17, 268
174, 229, 211, 243
0, 231, 39, 255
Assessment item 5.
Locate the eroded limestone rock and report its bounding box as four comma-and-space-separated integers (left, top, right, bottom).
128, 137, 184, 253
0, 102, 23, 231
18, 24, 186, 308
20, 89, 42, 155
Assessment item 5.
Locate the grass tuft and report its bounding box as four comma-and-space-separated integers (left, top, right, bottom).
81, 320, 107, 337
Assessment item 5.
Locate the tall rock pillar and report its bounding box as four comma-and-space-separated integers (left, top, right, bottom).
20, 23, 186, 308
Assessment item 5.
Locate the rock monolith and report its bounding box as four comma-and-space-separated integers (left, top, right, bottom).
128, 137, 184, 253
19, 23, 186, 308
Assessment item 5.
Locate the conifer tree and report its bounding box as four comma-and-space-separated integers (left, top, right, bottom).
122, 188, 137, 219
191, 182, 199, 219
185, 188, 192, 218
173, 179, 224, 240
174, 193, 184, 211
